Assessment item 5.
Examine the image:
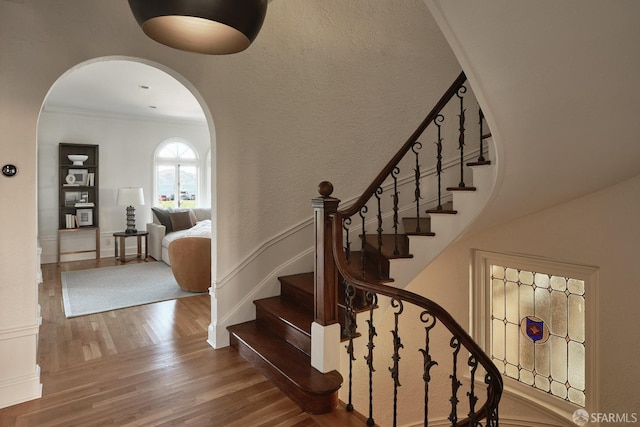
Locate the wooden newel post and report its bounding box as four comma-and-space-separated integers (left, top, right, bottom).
312, 181, 340, 326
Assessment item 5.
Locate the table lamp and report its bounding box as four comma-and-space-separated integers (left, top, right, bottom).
117, 187, 145, 234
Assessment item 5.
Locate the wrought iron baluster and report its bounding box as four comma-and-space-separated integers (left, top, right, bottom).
344, 280, 357, 412
478, 108, 486, 163
448, 336, 462, 425
375, 187, 383, 279
343, 217, 352, 265
456, 85, 467, 187
364, 291, 378, 427
388, 298, 404, 427
485, 373, 500, 427
419, 311, 438, 427
391, 167, 400, 255
412, 141, 423, 232
467, 354, 479, 426
359, 206, 368, 278
434, 114, 444, 210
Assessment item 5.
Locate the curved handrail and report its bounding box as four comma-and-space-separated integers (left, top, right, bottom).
331, 211, 502, 425
338, 71, 467, 218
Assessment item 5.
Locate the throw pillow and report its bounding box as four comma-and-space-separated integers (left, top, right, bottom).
169, 210, 195, 232
151, 207, 173, 233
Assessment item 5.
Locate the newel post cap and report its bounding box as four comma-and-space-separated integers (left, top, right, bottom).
318, 181, 334, 198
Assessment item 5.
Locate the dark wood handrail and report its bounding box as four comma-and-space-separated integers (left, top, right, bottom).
338, 71, 467, 218
331, 212, 502, 425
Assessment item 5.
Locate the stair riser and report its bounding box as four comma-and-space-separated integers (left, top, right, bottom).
256, 305, 311, 356
280, 282, 314, 313
361, 249, 390, 279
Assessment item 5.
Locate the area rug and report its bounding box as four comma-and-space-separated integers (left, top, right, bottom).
61, 262, 202, 318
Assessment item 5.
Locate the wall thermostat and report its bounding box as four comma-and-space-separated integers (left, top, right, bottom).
2, 164, 17, 177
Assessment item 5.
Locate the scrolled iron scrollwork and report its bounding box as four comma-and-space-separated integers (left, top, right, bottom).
328, 72, 502, 426
388, 298, 404, 425
478, 107, 486, 162
456, 85, 467, 187
342, 216, 352, 264
344, 280, 357, 412
358, 206, 368, 278
434, 113, 445, 210
448, 336, 462, 425
374, 187, 384, 279
467, 354, 479, 424
364, 291, 377, 426
419, 310, 438, 426
391, 167, 400, 255
412, 141, 423, 232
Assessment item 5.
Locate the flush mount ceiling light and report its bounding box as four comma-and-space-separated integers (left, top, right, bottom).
128, 0, 268, 55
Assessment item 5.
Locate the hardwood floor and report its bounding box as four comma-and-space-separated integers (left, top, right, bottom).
0, 259, 367, 426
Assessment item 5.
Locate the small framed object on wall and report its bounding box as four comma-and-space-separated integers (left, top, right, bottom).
76, 208, 93, 226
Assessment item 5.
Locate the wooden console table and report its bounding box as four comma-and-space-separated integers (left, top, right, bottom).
114, 231, 148, 263
57, 226, 100, 264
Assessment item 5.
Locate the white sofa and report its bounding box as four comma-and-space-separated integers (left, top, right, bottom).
147, 207, 211, 265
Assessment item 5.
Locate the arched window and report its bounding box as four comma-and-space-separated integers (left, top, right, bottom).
154, 139, 199, 208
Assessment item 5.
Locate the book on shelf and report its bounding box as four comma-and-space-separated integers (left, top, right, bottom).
87, 172, 95, 186
74, 202, 94, 207
65, 213, 78, 229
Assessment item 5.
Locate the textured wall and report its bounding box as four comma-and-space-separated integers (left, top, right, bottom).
0, 0, 460, 407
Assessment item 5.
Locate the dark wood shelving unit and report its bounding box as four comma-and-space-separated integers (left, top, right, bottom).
58, 143, 100, 263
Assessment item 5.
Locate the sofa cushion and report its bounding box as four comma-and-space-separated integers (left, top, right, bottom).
192, 208, 211, 222
169, 210, 195, 232
151, 207, 173, 232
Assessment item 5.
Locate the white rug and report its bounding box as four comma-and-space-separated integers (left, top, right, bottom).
61, 262, 203, 318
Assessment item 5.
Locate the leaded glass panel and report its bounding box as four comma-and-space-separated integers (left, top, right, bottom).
490, 264, 585, 406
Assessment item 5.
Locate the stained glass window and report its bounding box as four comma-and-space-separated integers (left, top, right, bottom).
490, 265, 586, 407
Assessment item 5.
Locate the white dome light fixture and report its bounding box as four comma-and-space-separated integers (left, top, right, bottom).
128, 0, 268, 55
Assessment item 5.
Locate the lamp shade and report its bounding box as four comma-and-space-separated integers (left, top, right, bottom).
128, 0, 268, 55
117, 187, 145, 206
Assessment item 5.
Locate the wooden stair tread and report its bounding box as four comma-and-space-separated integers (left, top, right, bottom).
227, 321, 342, 395
278, 272, 314, 295
426, 201, 457, 214
446, 186, 476, 191
255, 296, 313, 336
467, 160, 491, 166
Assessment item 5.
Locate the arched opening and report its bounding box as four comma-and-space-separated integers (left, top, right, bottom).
36, 56, 217, 302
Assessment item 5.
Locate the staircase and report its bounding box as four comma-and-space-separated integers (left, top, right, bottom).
228, 273, 342, 414
228, 72, 502, 425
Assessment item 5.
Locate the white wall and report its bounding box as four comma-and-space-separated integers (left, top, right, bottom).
0, 0, 460, 407
403, 173, 640, 425
37, 109, 210, 264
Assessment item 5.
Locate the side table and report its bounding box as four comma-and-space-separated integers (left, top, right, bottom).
113, 230, 149, 263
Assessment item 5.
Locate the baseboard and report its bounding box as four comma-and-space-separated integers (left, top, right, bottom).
0, 367, 42, 410
0, 324, 42, 409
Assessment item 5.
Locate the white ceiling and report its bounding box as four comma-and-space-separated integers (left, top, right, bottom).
42, 59, 206, 123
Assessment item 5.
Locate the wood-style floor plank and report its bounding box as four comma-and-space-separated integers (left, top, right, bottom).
0, 258, 368, 427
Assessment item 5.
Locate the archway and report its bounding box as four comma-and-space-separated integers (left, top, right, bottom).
36, 56, 217, 298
